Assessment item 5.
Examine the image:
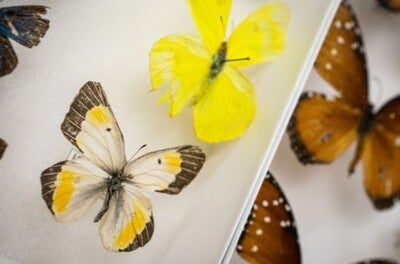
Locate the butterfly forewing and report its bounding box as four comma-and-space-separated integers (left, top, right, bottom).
314, 1, 369, 108
123, 145, 206, 194
227, 2, 290, 68
40, 157, 109, 222
149, 35, 210, 116
0, 5, 49, 48
186, 0, 232, 54
0, 138, 7, 159
288, 92, 362, 164
0, 35, 17, 77
237, 172, 301, 264
61, 81, 126, 174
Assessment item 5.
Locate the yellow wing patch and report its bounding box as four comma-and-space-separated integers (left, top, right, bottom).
114, 201, 148, 250
53, 170, 75, 213
86, 105, 111, 126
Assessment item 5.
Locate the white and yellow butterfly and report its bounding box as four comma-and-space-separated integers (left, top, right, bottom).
40, 81, 206, 252
150, 0, 290, 143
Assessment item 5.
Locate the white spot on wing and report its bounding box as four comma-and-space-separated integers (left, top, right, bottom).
337, 36, 345, 44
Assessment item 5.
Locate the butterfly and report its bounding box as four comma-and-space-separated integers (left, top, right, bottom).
40, 81, 206, 252
236, 172, 398, 264
354, 260, 399, 264
287, 0, 400, 210
0, 138, 6, 159
377, 0, 400, 11
0, 5, 49, 77
236, 172, 301, 264
149, 0, 289, 143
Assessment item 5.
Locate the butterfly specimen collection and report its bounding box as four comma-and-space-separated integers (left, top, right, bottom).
0, 0, 399, 262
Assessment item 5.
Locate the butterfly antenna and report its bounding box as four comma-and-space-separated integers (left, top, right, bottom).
128, 144, 147, 161
219, 16, 227, 42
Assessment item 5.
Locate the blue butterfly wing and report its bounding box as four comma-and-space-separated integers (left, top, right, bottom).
0, 5, 49, 48
0, 34, 17, 77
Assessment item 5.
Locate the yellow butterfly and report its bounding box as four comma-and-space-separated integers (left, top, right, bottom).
150, 0, 290, 143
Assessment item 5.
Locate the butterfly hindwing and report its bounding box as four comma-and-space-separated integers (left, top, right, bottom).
314, 1, 369, 108
98, 184, 154, 252
41, 157, 109, 222
362, 96, 400, 209
61, 81, 126, 174
186, 0, 232, 54
123, 145, 206, 194
194, 65, 256, 142
237, 172, 301, 264
0, 5, 49, 48
227, 2, 290, 68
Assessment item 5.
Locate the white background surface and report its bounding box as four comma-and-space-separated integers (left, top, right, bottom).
0, 0, 338, 263
231, 0, 400, 263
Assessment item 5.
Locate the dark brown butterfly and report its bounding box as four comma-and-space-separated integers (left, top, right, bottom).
0, 5, 49, 77
0, 138, 6, 159
377, 0, 400, 11
287, 0, 400, 210
354, 259, 399, 264
236, 172, 301, 264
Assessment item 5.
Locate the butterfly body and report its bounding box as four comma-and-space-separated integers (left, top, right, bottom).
41, 82, 206, 251
0, 5, 49, 77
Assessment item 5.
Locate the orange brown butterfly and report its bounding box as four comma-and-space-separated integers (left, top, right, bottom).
287, 0, 400, 210
236, 172, 399, 264
377, 0, 400, 11
236, 172, 301, 264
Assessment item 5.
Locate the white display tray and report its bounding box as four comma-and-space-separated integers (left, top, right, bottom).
0, 0, 339, 263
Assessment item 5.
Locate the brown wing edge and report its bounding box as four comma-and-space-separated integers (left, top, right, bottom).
353, 258, 399, 264
40, 161, 65, 215
376, 0, 400, 11
236, 171, 301, 263
0, 35, 18, 77
61, 81, 111, 147
156, 145, 206, 195
287, 92, 326, 164
119, 216, 155, 252
0, 138, 7, 159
